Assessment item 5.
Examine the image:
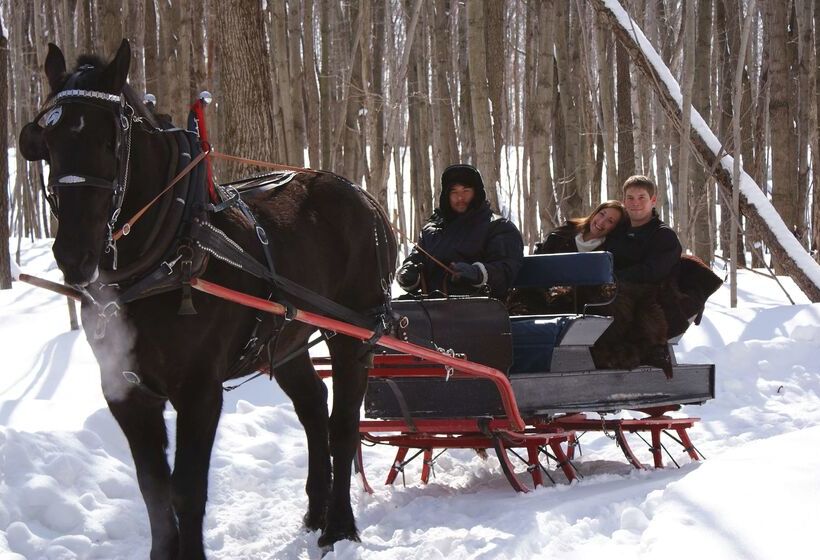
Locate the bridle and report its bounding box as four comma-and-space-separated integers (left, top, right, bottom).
35, 85, 154, 269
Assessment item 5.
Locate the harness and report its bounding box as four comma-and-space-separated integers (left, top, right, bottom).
37, 81, 394, 391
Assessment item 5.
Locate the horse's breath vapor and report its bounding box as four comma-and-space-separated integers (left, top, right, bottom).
87, 312, 136, 404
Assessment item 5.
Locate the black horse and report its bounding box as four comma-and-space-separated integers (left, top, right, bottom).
19, 40, 397, 559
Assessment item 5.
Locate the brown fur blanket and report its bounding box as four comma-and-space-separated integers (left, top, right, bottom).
591, 255, 722, 376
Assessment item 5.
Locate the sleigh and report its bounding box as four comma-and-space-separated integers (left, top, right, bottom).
194, 250, 715, 492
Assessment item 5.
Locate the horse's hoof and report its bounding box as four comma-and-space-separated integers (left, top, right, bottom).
303, 510, 326, 532
317, 528, 360, 549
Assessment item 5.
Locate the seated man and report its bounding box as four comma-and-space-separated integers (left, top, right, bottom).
396, 164, 524, 300
593, 175, 683, 377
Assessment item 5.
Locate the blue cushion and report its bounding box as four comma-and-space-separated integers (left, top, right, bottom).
513, 252, 614, 289
510, 316, 570, 374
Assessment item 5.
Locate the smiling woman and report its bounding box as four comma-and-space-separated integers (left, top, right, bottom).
535, 200, 627, 255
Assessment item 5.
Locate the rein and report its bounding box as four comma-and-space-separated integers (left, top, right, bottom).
392, 223, 456, 276
210, 151, 313, 174
112, 147, 211, 241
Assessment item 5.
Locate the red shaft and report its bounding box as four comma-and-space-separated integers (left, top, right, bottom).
191, 277, 525, 430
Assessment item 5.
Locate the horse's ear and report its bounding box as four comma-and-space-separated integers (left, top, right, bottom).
44, 43, 66, 93
101, 39, 131, 94
19, 122, 49, 162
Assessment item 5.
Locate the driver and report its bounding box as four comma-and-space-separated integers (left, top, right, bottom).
395, 164, 524, 299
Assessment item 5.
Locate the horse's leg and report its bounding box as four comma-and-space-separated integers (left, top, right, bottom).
103, 382, 178, 560
318, 334, 369, 548
170, 382, 223, 560
272, 351, 331, 531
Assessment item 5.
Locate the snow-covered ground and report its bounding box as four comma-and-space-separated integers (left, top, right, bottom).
1, 239, 819, 559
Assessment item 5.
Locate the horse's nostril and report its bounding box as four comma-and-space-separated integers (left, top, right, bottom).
54, 245, 98, 285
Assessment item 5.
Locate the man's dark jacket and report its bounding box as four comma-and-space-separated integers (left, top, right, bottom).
400, 165, 524, 299
606, 212, 682, 283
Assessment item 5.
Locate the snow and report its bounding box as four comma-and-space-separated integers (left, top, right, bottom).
2, 239, 820, 559
602, 0, 820, 289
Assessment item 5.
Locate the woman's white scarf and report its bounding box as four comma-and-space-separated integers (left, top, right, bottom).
575, 232, 604, 252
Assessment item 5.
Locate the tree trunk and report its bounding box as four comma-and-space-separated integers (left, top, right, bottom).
751, 9, 768, 268
158, 0, 189, 124
677, 0, 695, 249
406, 0, 432, 234
615, 40, 635, 187
554, 1, 583, 218
766, 0, 799, 272
796, 0, 815, 250
22, 2, 42, 240
342, 0, 365, 181
575, 2, 600, 209
55, 0, 75, 66
369, 0, 387, 208
177, 0, 192, 114
597, 17, 618, 199
98, 0, 122, 55
302, 0, 321, 168
530, 0, 557, 237
431, 0, 459, 184
731, 0, 757, 306
484, 0, 504, 186
359, 0, 373, 189
191, 10, 207, 103
522, 0, 537, 246
270, 0, 300, 164
466, 0, 499, 211
650, 0, 671, 220
814, 0, 820, 258
592, 0, 820, 301
126, 0, 146, 95
144, 0, 158, 97
691, 0, 713, 264
0, 29, 10, 289
319, 0, 334, 169
458, 4, 474, 164
77, 0, 93, 54
374, 0, 424, 236
717, 0, 732, 259
216, 0, 278, 179
717, 0, 749, 266
287, 0, 307, 164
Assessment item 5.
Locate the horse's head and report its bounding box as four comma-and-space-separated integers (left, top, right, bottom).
19, 40, 131, 287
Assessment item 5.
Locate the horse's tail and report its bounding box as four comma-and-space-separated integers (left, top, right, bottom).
358, 186, 398, 289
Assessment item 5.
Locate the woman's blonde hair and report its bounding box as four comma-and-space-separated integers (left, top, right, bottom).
568, 200, 627, 235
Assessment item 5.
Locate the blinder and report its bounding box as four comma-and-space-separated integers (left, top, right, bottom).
18, 122, 49, 162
